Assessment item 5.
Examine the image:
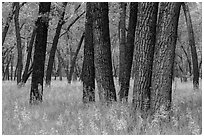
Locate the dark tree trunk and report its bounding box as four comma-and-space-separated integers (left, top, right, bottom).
119, 2, 138, 102
22, 27, 36, 83
119, 2, 127, 85
3, 56, 12, 80
46, 2, 67, 86
92, 2, 117, 102
2, 3, 15, 46
132, 2, 158, 115
182, 2, 199, 89
10, 54, 14, 80
82, 2, 95, 103
14, 2, 23, 85
30, 2, 51, 105
150, 3, 181, 113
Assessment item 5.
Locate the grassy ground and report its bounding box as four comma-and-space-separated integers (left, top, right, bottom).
2, 78, 202, 135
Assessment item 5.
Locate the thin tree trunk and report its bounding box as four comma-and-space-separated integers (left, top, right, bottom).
14, 2, 23, 85
82, 2, 95, 103
46, 2, 67, 86
10, 54, 14, 80
132, 2, 158, 115
30, 2, 51, 105
22, 27, 36, 83
92, 2, 117, 102
182, 2, 199, 89
119, 2, 138, 102
68, 32, 84, 83
150, 2, 181, 113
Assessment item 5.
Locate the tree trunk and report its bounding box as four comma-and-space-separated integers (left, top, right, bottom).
92, 2, 117, 102
132, 2, 158, 115
68, 32, 84, 83
119, 2, 138, 102
82, 2, 95, 103
182, 2, 199, 89
10, 54, 14, 80
150, 2, 181, 113
14, 2, 23, 85
2, 2, 15, 46
22, 27, 36, 83
45, 2, 67, 86
30, 2, 51, 105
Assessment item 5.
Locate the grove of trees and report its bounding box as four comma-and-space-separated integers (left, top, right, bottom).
2, 2, 202, 115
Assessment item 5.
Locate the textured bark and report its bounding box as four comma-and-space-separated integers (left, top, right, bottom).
2, 3, 15, 46
68, 32, 84, 83
82, 2, 95, 103
119, 2, 138, 102
150, 2, 181, 112
132, 2, 158, 114
14, 2, 23, 84
92, 2, 117, 102
119, 2, 127, 85
22, 28, 36, 83
46, 2, 67, 86
30, 2, 51, 105
182, 2, 199, 89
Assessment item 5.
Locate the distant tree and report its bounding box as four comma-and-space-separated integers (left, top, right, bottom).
14, 2, 23, 84
119, 2, 138, 102
46, 2, 67, 86
132, 2, 158, 115
182, 2, 199, 89
30, 2, 51, 104
92, 2, 117, 102
150, 2, 181, 113
81, 2, 95, 103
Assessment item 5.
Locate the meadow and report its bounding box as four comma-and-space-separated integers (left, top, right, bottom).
2, 78, 202, 135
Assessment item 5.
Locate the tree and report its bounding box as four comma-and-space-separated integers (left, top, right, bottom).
81, 2, 95, 103
30, 2, 51, 104
119, 2, 138, 102
150, 2, 181, 113
182, 2, 199, 89
92, 2, 117, 102
14, 2, 23, 84
132, 2, 158, 114
46, 2, 67, 86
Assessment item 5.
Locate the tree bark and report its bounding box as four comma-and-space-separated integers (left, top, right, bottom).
82, 2, 95, 103
182, 2, 199, 89
92, 2, 117, 102
150, 2, 181, 113
30, 2, 51, 105
119, 2, 138, 102
132, 2, 158, 114
45, 2, 67, 86
14, 2, 23, 85
68, 32, 84, 83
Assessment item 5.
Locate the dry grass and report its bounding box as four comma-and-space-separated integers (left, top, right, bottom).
2, 78, 202, 135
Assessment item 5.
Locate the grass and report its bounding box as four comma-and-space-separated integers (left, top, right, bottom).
2, 78, 202, 135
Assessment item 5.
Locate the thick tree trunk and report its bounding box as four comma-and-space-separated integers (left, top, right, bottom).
46, 2, 67, 86
30, 2, 51, 105
82, 2, 95, 103
119, 2, 138, 102
14, 2, 23, 85
182, 2, 199, 89
22, 27, 36, 83
92, 2, 117, 102
132, 2, 158, 114
68, 32, 84, 83
150, 3, 181, 113
2, 3, 15, 46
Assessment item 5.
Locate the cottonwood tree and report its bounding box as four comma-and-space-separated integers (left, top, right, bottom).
92, 2, 117, 102
81, 2, 95, 103
150, 2, 182, 113
119, 2, 138, 102
132, 2, 158, 115
30, 2, 51, 104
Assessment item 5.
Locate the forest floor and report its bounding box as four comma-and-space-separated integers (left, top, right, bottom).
2, 78, 202, 135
